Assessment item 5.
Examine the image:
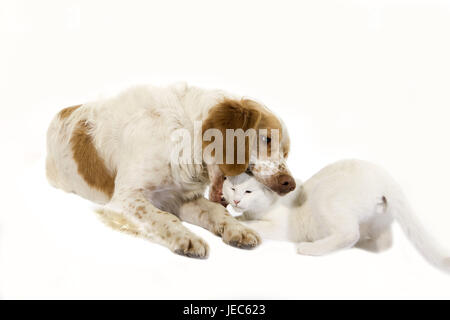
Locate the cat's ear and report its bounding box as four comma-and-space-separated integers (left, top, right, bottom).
202, 99, 261, 176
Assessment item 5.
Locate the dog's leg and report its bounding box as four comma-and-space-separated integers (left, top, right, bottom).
103, 188, 209, 258
179, 197, 261, 249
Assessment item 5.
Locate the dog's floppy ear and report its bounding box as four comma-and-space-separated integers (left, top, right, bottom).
202, 99, 262, 176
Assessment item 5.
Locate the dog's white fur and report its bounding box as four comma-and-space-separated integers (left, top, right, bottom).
46, 83, 293, 258
223, 159, 450, 272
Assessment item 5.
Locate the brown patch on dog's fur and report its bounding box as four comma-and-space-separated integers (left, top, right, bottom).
202, 99, 262, 176
202, 98, 285, 176
136, 206, 147, 216
70, 120, 116, 198
59, 105, 81, 120
244, 99, 283, 159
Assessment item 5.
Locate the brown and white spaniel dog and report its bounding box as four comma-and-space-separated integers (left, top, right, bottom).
46, 83, 295, 258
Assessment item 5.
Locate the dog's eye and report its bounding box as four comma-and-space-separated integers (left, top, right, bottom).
261, 136, 271, 144
245, 190, 252, 194
231, 188, 235, 191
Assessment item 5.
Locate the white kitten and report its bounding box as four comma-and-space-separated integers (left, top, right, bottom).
223, 159, 450, 272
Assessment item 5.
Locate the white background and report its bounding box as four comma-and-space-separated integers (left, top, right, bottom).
1, 0, 450, 299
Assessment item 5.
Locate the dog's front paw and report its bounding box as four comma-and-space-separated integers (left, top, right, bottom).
220, 221, 261, 249
173, 233, 210, 259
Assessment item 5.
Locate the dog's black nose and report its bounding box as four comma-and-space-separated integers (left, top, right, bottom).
276, 174, 296, 194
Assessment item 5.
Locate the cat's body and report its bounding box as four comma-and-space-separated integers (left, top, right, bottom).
223, 159, 450, 272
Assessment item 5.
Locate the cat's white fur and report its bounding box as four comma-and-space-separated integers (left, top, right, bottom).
223, 159, 450, 272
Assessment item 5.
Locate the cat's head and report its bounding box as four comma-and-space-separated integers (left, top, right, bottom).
223, 173, 278, 214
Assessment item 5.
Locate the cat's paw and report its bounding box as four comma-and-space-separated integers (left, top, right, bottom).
295, 242, 325, 256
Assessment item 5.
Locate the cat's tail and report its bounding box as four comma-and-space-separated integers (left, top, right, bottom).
388, 187, 450, 273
